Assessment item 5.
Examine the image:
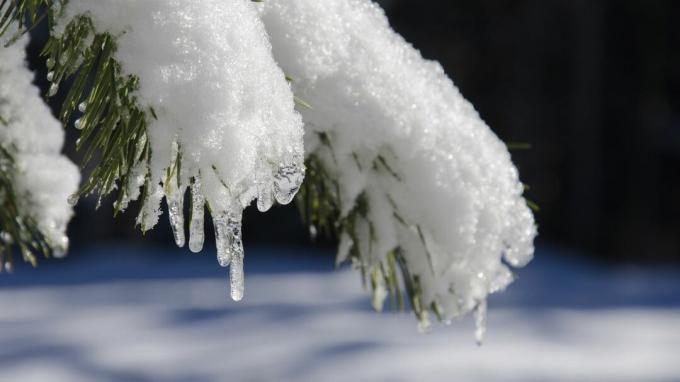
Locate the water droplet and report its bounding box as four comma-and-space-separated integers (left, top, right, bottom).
475, 299, 487, 346
256, 182, 273, 212
74, 118, 84, 130
189, 179, 205, 253
0, 231, 12, 245
273, 162, 305, 205
309, 225, 318, 239
4, 261, 12, 273
46, 71, 55, 82
78, 101, 87, 113
167, 190, 185, 248
46, 57, 55, 69
48, 83, 59, 97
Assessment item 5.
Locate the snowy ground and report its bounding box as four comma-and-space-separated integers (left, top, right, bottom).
1, 244, 679, 382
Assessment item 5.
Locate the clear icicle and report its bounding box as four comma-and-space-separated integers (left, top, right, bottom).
189, 179, 205, 253
273, 162, 305, 205
214, 214, 231, 267
214, 210, 245, 299
230, 251, 245, 301
227, 211, 245, 301
167, 189, 186, 247
256, 181, 274, 212
474, 299, 488, 345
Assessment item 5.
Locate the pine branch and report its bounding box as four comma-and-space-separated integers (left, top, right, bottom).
41, 15, 151, 216
0, 0, 58, 46
296, 134, 435, 329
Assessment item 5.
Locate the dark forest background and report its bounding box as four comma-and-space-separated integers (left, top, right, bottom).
25, 0, 680, 264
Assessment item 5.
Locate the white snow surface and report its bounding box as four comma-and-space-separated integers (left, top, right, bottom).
259, 0, 536, 323
0, 245, 678, 382
0, 35, 79, 255
57, 0, 305, 295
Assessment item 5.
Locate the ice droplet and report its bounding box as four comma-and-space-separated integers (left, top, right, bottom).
67, 194, 79, 206
74, 118, 84, 130
4, 261, 12, 273
48, 83, 59, 97
46, 71, 55, 82
78, 101, 88, 113
256, 182, 274, 212
52, 236, 69, 258
46, 57, 55, 69
475, 299, 487, 345
167, 190, 186, 247
189, 179, 205, 253
0, 231, 13, 245
273, 162, 305, 205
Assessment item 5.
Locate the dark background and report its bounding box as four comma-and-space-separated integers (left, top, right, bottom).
25, 0, 680, 264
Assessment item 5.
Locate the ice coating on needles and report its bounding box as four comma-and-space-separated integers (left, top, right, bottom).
259, 0, 536, 330
57, 0, 305, 299
0, 34, 80, 258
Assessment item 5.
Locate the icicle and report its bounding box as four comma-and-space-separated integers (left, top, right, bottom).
214, 214, 231, 267
189, 178, 205, 253
214, 209, 245, 298
230, 256, 245, 301
227, 211, 245, 301
256, 181, 274, 212
167, 189, 186, 248
474, 299, 488, 345
47, 83, 58, 97
273, 162, 305, 205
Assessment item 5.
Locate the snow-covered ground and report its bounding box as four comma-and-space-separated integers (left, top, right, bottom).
0, 244, 679, 382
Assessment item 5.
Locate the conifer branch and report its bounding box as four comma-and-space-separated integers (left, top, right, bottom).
41, 15, 151, 214
297, 135, 435, 327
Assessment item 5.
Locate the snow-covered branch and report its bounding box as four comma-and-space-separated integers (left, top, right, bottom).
259, 0, 536, 334
0, 33, 79, 269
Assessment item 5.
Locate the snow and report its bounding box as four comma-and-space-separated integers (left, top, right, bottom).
0, 34, 79, 256
56, 0, 305, 296
0, 244, 678, 382
259, 0, 536, 324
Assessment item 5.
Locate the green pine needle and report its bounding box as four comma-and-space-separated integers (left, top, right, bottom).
41, 15, 151, 214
